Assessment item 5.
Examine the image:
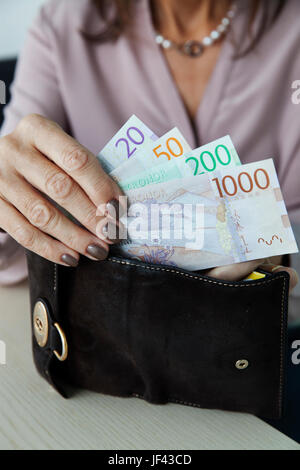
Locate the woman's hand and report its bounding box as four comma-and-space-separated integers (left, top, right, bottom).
0, 114, 123, 267
207, 257, 299, 293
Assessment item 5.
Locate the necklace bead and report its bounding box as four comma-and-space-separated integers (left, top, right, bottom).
228, 10, 236, 18
162, 39, 171, 49
217, 24, 227, 34
203, 36, 213, 47
222, 17, 230, 26
210, 30, 220, 40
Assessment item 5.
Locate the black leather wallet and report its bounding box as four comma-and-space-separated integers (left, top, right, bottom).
26, 249, 290, 419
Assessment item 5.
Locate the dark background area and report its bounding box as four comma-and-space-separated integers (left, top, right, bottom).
0, 58, 16, 128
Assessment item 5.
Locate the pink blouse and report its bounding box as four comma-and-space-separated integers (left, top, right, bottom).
1, 0, 300, 285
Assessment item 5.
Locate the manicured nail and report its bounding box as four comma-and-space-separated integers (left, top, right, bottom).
271, 265, 285, 272
61, 254, 79, 267
262, 264, 284, 273
86, 244, 108, 260
106, 199, 123, 220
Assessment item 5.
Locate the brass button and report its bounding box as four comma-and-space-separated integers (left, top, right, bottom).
235, 359, 249, 370
33, 300, 49, 348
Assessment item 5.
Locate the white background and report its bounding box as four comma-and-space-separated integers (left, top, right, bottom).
0, 0, 46, 59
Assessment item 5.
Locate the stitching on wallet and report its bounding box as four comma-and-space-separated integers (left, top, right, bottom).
278, 277, 287, 416
130, 393, 228, 410
54, 263, 57, 292
108, 257, 285, 288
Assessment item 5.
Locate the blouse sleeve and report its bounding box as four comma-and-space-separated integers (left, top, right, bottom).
0, 1, 68, 285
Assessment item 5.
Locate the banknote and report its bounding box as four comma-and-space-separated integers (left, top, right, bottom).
110, 127, 192, 184
207, 158, 298, 262
97, 115, 158, 173
117, 175, 218, 269
116, 158, 298, 271
113, 135, 240, 191
115, 159, 191, 192
184, 135, 241, 176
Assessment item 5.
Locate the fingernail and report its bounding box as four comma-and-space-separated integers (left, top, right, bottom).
106, 199, 123, 220
270, 265, 285, 272
102, 221, 120, 243
86, 244, 108, 260
260, 264, 282, 272
61, 254, 79, 267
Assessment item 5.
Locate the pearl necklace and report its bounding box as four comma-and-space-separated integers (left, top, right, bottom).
155, 4, 237, 58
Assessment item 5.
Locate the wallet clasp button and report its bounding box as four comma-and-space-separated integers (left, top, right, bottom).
235, 359, 249, 370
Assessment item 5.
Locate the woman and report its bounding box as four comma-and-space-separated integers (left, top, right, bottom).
0, 0, 299, 443
0, 0, 299, 286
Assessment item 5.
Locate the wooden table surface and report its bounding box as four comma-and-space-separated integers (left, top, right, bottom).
0, 282, 299, 450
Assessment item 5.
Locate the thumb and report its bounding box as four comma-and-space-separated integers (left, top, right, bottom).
260, 263, 299, 293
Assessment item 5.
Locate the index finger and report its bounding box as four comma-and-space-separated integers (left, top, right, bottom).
19, 114, 123, 209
